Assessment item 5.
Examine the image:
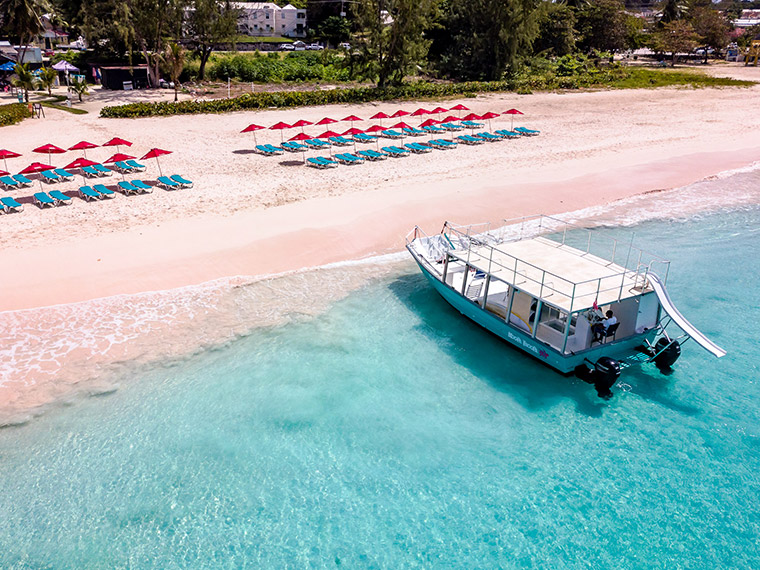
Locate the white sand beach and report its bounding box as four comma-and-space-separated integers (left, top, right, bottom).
1, 63, 759, 421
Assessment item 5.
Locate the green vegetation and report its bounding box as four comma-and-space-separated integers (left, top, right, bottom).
203, 51, 349, 83
234, 35, 292, 44
101, 64, 752, 119
0, 102, 33, 126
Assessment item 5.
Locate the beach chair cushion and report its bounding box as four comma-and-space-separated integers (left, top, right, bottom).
0, 196, 23, 212
48, 190, 72, 205
126, 160, 146, 171
118, 181, 139, 194
93, 184, 116, 198
34, 192, 57, 207
170, 175, 193, 188
40, 170, 61, 183
93, 164, 112, 175
79, 186, 101, 201
157, 176, 181, 189
0, 175, 19, 188
12, 174, 32, 186
328, 136, 353, 146
306, 158, 326, 169
132, 180, 154, 193
81, 166, 100, 177
114, 161, 134, 172
54, 168, 74, 180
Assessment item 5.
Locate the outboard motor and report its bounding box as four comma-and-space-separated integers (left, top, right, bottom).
653, 337, 681, 370
574, 357, 621, 399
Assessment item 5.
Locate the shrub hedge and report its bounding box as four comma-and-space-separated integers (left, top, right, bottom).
0, 103, 33, 126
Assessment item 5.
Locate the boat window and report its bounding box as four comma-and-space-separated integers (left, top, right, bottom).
535, 304, 573, 351
481, 278, 510, 319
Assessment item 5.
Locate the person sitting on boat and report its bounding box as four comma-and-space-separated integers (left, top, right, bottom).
592, 310, 618, 342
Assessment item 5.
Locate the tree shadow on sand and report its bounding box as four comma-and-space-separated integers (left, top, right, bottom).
388, 273, 687, 418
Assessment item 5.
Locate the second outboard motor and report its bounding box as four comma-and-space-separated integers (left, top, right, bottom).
574, 357, 621, 399
653, 338, 681, 370
593, 357, 621, 399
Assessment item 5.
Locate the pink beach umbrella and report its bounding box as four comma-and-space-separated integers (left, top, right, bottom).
342, 114, 362, 129
65, 156, 100, 184
503, 108, 524, 130
450, 104, 470, 118
316, 117, 338, 126
365, 124, 387, 133
430, 107, 448, 115
241, 123, 265, 145
291, 119, 313, 133
102, 137, 133, 155
480, 111, 500, 131
68, 140, 99, 159
390, 110, 409, 118
370, 111, 390, 128
20, 161, 57, 190
0, 168, 8, 176
141, 148, 172, 177
269, 121, 292, 142
0, 148, 21, 172
32, 143, 66, 165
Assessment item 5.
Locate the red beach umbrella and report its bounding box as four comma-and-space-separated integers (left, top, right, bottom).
102, 137, 133, 154
430, 107, 448, 114
342, 115, 362, 130
450, 104, 470, 118
316, 117, 338, 125
392, 121, 412, 130
342, 127, 364, 136
365, 124, 387, 133
390, 110, 409, 118
33, 143, 66, 165
462, 113, 482, 121
104, 152, 136, 164
141, 148, 172, 176
291, 119, 313, 133
503, 108, 524, 130
419, 118, 441, 127
241, 123, 264, 145
441, 115, 461, 124
370, 112, 390, 120
0, 169, 8, 176
410, 108, 430, 117
316, 130, 340, 139
0, 148, 21, 171
65, 157, 99, 170
480, 111, 500, 130
290, 132, 311, 141
269, 121, 292, 142
68, 140, 99, 159
20, 161, 56, 174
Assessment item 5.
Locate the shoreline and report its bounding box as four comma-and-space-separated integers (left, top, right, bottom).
2, 143, 760, 312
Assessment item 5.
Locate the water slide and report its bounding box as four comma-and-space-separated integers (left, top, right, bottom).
647, 273, 727, 358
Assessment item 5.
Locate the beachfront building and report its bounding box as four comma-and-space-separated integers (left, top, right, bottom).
735, 10, 760, 28
234, 2, 307, 38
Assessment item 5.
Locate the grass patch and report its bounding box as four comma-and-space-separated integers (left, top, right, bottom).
235, 35, 293, 44
607, 67, 755, 89
40, 102, 88, 114
0, 103, 33, 126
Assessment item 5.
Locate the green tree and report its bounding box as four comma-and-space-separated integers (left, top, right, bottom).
316, 15, 351, 47
534, 2, 576, 57
70, 75, 89, 101
163, 41, 185, 101
11, 63, 36, 102
576, 0, 629, 53
37, 66, 58, 94
78, 0, 135, 58
0, 0, 51, 62
690, 6, 730, 62
659, 0, 688, 24
353, 0, 437, 87
186, 0, 239, 80
131, 0, 185, 87
440, 0, 541, 81
653, 19, 698, 65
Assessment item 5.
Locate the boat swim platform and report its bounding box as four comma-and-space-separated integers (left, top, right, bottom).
448, 236, 648, 314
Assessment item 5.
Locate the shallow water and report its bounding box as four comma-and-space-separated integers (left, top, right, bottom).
1, 204, 759, 568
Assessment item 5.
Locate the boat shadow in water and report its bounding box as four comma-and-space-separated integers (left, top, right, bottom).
389, 274, 612, 418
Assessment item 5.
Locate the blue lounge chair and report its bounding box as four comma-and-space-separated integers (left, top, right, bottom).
281, 141, 308, 153
81, 166, 101, 178
53, 168, 74, 181
306, 157, 327, 169
49, 190, 72, 205
428, 139, 457, 150
456, 135, 484, 145
126, 159, 146, 171
93, 164, 112, 175
255, 145, 277, 156
117, 181, 140, 195
170, 174, 193, 188
460, 121, 484, 129
327, 136, 353, 146
132, 180, 154, 193
265, 144, 284, 154
0, 175, 19, 189
422, 126, 447, 134
352, 133, 377, 143
79, 186, 101, 201
0, 196, 23, 212
474, 132, 502, 142
515, 126, 540, 136
380, 130, 404, 139
12, 174, 33, 187
404, 143, 432, 154
157, 176, 181, 190
40, 170, 61, 183
356, 150, 388, 161
440, 122, 465, 131
334, 153, 364, 165
93, 184, 116, 198
317, 157, 339, 168
113, 161, 134, 173
34, 191, 57, 208
402, 127, 426, 137
494, 129, 520, 139
305, 139, 331, 150
381, 146, 410, 157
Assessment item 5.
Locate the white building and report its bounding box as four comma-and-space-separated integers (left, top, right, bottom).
234, 2, 307, 38
735, 9, 760, 28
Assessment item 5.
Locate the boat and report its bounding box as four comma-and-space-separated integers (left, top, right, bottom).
406, 215, 726, 398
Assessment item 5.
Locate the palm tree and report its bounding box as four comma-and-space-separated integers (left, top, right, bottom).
69, 76, 88, 102
37, 66, 57, 95
163, 42, 186, 102
12, 63, 37, 102
0, 0, 52, 63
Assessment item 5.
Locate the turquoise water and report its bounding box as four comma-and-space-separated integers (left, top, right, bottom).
1, 207, 759, 568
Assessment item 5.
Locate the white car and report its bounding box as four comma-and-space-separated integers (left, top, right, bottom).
306, 43, 325, 51
280, 43, 295, 51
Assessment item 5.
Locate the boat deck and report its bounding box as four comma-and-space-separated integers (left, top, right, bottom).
449, 236, 645, 313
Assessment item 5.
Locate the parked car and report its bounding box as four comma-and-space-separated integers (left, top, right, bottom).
293, 41, 306, 51
279, 43, 295, 51
43, 49, 55, 57
306, 43, 324, 51
338, 42, 351, 50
